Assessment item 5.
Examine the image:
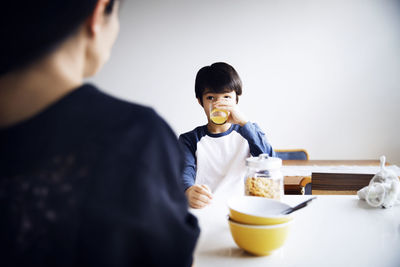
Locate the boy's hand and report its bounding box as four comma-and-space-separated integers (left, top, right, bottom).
185, 184, 213, 209
213, 99, 248, 126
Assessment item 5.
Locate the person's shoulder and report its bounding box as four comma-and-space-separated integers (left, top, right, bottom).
82, 84, 162, 123
81, 84, 153, 115
78, 84, 174, 141
179, 125, 207, 141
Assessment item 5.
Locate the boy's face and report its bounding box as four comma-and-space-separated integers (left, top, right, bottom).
199, 89, 237, 120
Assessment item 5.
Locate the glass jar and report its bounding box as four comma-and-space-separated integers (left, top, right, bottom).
244, 154, 283, 200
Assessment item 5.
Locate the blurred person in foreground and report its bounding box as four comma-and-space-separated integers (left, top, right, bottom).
0, 0, 199, 266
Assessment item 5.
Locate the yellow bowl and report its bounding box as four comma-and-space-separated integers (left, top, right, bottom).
228, 218, 292, 256
227, 196, 293, 225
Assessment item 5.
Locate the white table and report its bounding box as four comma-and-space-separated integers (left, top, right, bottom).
191, 195, 400, 267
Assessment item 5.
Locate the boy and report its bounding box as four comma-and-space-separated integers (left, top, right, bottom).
179, 62, 275, 209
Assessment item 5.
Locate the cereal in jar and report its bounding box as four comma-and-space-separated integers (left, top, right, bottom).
244, 154, 283, 200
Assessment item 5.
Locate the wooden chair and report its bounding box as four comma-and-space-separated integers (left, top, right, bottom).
285, 176, 312, 195
278, 149, 310, 195
311, 172, 374, 195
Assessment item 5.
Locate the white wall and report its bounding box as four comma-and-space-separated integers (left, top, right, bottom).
91, 0, 400, 164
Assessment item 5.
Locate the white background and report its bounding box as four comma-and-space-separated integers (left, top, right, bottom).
90, 0, 400, 164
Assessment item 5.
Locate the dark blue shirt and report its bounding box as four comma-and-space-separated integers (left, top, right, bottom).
0, 84, 199, 267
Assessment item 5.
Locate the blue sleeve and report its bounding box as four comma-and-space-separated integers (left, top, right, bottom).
238, 122, 275, 157
178, 133, 197, 191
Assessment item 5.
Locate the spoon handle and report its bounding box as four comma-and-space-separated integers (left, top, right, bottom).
282, 197, 317, 215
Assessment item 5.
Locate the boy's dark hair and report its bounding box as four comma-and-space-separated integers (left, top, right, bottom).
0, 0, 117, 76
195, 62, 242, 105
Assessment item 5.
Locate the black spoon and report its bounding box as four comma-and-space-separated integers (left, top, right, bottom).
281, 197, 317, 215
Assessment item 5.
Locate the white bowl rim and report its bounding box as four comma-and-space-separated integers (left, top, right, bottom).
227, 196, 292, 218
228, 217, 293, 228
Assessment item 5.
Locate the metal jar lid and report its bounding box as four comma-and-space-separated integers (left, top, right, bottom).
246, 154, 282, 169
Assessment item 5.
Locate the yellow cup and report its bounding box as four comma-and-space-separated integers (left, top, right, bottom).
210, 108, 229, 124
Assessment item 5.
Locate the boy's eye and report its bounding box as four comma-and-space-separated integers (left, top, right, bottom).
224, 95, 231, 99
206, 96, 214, 100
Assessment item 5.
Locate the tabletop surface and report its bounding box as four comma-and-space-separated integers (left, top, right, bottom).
191, 195, 400, 267
282, 160, 382, 166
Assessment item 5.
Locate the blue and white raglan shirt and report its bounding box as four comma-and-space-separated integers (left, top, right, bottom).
178, 122, 275, 195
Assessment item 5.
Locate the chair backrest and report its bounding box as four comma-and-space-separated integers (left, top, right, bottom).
275, 149, 309, 160
311, 172, 373, 195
